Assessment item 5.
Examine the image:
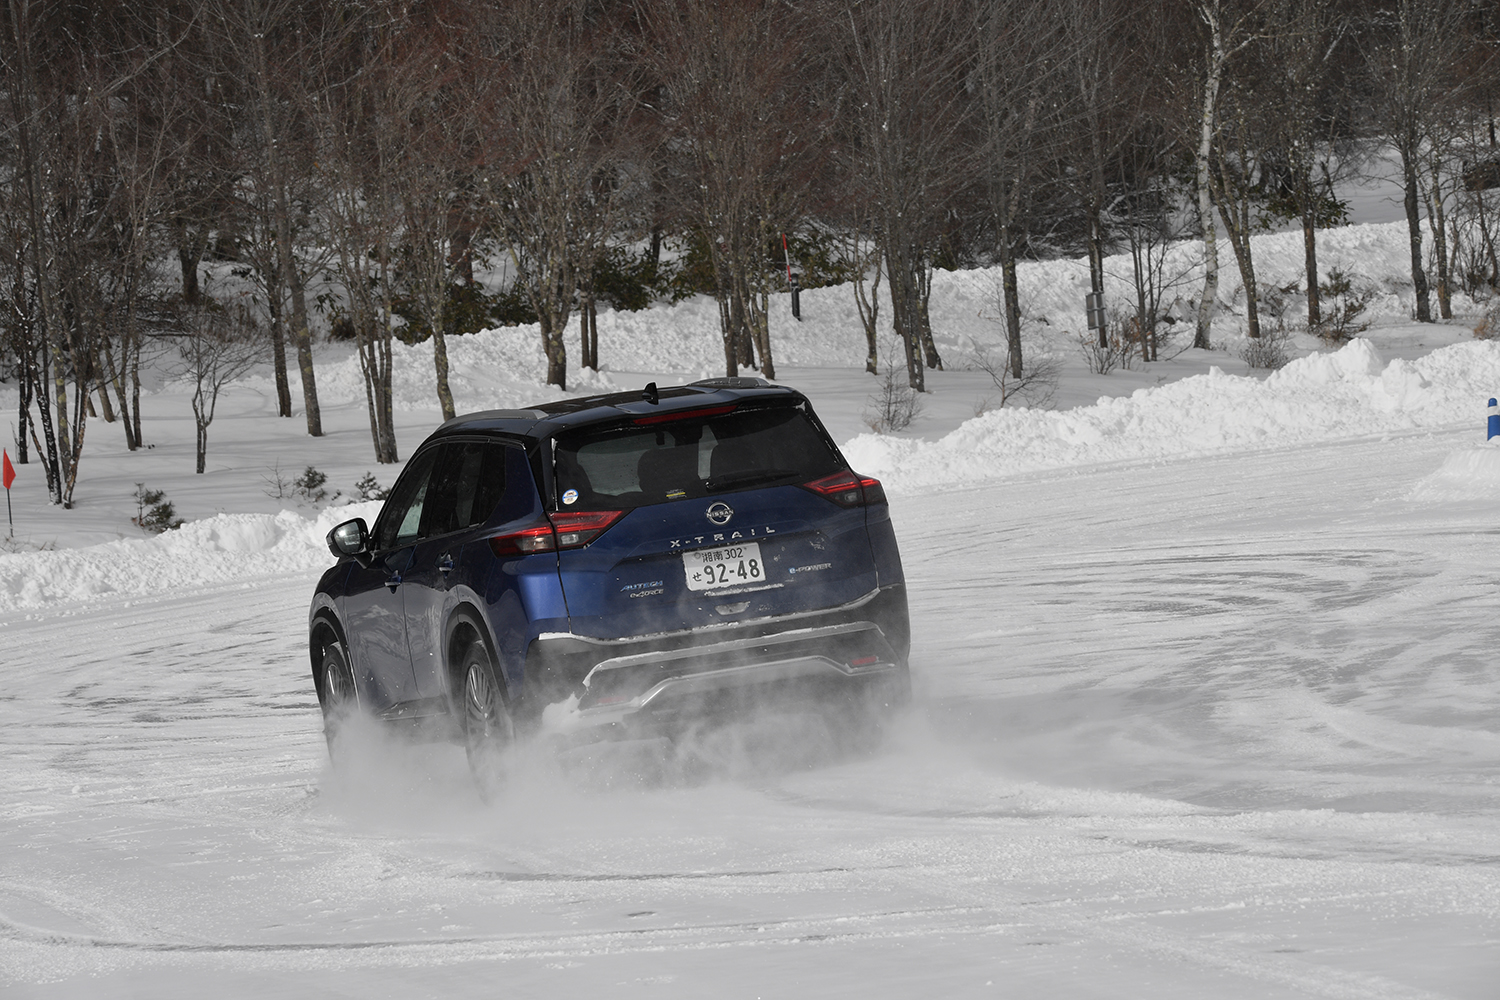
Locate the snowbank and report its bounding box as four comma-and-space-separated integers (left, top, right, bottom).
12, 337, 1500, 611
1409, 441, 1500, 500
0, 501, 382, 611
244, 328, 622, 413
613, 219, 1460, 376
253, 220, 1442, 398
845, 339, 1500, 492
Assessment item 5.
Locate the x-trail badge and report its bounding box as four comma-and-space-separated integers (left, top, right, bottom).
706, 501, 734, 526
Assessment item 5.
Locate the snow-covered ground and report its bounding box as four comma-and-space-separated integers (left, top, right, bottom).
2, 220, 1498, 997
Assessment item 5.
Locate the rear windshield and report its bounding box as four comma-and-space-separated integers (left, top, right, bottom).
552, 403, 842, 509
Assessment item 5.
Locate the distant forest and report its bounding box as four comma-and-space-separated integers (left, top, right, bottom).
2, 0, 1498, 502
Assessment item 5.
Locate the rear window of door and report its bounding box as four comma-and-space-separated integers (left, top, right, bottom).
373, 442, 511, 549
418, 441, 509, 538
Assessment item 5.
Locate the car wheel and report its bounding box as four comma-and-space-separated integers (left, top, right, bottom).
320, 641, 360, 760
461, 641, 514, 800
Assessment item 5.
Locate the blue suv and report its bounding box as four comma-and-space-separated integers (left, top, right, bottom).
310, 378, 909, 783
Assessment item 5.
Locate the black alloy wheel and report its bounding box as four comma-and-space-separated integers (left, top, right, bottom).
461, 641, 514, 800
320, 641, 360, 759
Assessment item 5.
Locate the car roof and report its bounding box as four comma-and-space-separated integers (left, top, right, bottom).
427, 378, 808, 444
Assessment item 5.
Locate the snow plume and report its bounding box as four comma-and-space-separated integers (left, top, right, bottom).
315, 697, 896, 838
846, 339, 1500, 493
0, 500, 383, 611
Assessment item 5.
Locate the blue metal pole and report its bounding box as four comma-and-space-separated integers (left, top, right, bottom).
1489, 398, 1499, 441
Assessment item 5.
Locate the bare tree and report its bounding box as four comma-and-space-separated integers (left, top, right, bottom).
1258, 0, 1358, 328
1448, 79, 1500, 295
1057, 0, 1156, 350
1115, 93, 1194, 363
389, 2, 473, 422
317, 3, 404, 463
205, 0, 328, 434
230, 186, 295, 418
1419, 122, 1462, 321
172, 297, 265, 474
1413, 23, 1499, 321
838, 0, 974, 391
643, 0, 827, 381
476, 0, 635, 391
1210, 78, 1271, 339
0, 0, 186, 504
1, 0, 80, 504
1365, 0, 1476, 324
94, 8, 203, 452
973, 0, 1066, 379
1188, 0, 1265, 348
830, 216, 883, 375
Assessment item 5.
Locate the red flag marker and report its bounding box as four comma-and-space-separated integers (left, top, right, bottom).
3, 449, 13, 536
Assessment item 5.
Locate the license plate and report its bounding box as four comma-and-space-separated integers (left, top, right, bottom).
683, 542, 766, 592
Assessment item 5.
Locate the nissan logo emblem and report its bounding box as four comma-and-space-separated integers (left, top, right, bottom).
706, 501, 734, 526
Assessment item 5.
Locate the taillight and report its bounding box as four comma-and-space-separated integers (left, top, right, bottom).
488, 510, 624, 557
802, 471, 885, 508
488, 522, 557, 556
549, 509, 623, 548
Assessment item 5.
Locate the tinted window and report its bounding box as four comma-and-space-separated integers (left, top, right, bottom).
466, 444, 511, 527
374, 447, 440, 550
553, 404, 841, 509
420, 441, 508, 538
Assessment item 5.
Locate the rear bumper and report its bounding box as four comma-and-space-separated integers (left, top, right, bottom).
525, 586, 909, 740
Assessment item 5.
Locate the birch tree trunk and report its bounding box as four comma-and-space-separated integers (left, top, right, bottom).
1424, 153, 1452, 320
1193, 29, 1225, 350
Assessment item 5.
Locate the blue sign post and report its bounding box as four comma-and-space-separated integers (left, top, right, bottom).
1489, 398, 1499, 441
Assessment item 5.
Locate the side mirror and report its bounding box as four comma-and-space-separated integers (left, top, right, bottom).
327, 518, 371, 565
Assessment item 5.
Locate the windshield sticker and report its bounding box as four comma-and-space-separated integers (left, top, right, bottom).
562, 488, 579, 506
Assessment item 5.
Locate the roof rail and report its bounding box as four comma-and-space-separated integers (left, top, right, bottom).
688, 376, 773, 389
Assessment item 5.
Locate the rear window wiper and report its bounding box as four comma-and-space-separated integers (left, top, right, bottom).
704, 468, 801, 492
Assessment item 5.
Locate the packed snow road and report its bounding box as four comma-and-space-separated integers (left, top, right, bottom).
2, 429, 1497, 998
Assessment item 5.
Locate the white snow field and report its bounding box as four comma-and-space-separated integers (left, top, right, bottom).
2, 221, 1499, 997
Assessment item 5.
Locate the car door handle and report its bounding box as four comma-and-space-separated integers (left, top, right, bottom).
437, 553, 454, 575
384, 572, 402, 592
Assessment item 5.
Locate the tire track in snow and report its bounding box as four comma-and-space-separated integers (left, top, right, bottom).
0, 903, 996, 958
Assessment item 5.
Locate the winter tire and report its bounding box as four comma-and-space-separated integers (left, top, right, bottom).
462, 641, 514, 801
319, 641, 359, 760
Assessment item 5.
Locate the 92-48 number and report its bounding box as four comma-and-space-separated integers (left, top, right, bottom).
683, 543, 766, 592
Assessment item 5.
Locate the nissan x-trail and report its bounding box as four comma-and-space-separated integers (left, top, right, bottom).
309, 378, 909, 785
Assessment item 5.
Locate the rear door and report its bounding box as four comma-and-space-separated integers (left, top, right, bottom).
402, 439, 511, 699
551, 402, 880, 639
